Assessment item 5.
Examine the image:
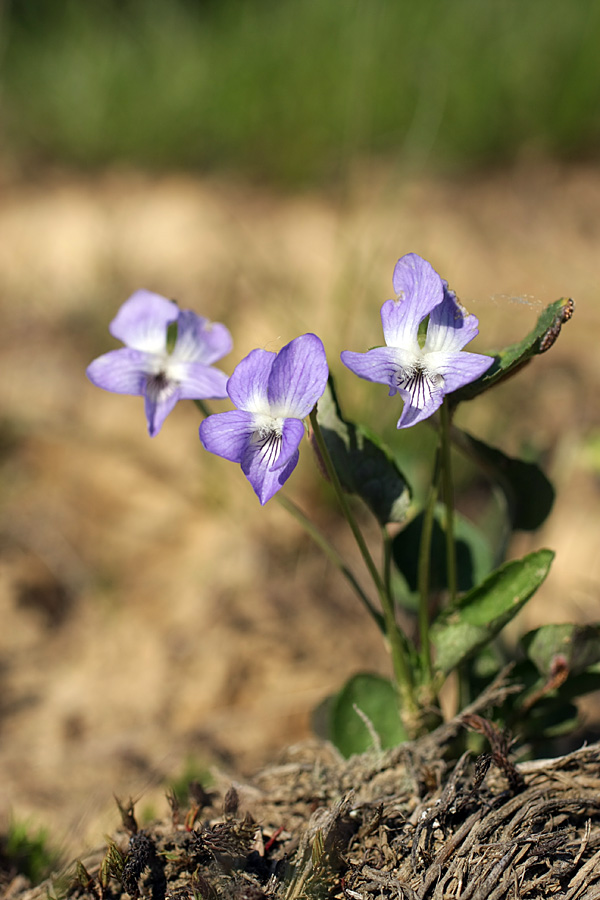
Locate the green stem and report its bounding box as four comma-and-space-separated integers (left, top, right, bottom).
309, 408, 417, 715
193, 399, 212, 419
439, 400, 457, 605
417, 459, 439, 681
276, 493, 385, 633
382, 525, 393, 603
309, 411, 382, 595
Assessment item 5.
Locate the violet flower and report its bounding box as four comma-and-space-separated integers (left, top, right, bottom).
341, 253, 493, 428
200, 333, 328, 504
87, 290, 232, 436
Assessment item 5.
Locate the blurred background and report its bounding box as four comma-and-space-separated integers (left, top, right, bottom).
1, 0, 600, 861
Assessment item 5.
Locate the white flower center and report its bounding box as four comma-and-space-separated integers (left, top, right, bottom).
251, 414, 285, 469
145, 368, 177, 402
395, 358, 444, 409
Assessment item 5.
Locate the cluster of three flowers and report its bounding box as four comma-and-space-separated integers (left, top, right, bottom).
87, 253, 493, 504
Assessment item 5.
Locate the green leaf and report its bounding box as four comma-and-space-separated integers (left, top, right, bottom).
166, 319, 178, 354
392, 505, 493, 594
522, 623, 600, 677
315, 377, 411, 525
452, 429, 554, 531
450, 297, 574, 406
329, 672, 409, 757
431, 548, 554, 675
520, 696, 579, 739
519, 665, 600, 710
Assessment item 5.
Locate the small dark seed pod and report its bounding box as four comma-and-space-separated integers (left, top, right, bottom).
121, 830, 154, 898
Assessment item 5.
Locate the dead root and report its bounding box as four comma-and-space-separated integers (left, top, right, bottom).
7, 677, 600, 899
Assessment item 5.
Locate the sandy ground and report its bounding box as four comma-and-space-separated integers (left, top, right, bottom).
0, 161, 599, 858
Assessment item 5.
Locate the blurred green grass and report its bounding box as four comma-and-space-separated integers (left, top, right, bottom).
2, 0, 600, 184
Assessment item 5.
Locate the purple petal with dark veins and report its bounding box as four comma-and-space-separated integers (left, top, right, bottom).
144, 382, 182, 437
395, 384, 445, 429
270, 418, 305, 471
341, 347, 404, 392
241, 438, 299, 505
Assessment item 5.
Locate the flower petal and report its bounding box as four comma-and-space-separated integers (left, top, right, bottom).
109, 290, 179, 352
427, 350, 494, 395
86, 348, 152, 395
227, 348, 275, 413
172, 310, 233, 364
270, 418, 305, 471
241, 439, 299, 504
267, 334, 329, 419
341, 347, 405, 392
199, 410, 255, 462
173, 361, 229, 399
396, 384, 444, 429
424, 285, 481, 354
144, 385, 182, 437
384, 254, 444, 347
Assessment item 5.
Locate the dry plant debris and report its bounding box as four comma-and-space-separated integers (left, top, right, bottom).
8, 720, 600, 900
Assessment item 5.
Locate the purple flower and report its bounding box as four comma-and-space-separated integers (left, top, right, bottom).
87, 289, 232, 436
341, 253, 493, 428
200, 334, 328, 504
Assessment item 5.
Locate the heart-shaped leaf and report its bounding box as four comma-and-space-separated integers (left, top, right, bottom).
452, 428, 554, 531
522, 623, 600, 677
519, 696, 579, 739
328, 672, 409, 757
392, 505, 493, 594
315, 377, 411, 525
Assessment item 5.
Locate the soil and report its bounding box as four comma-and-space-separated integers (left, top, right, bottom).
0, 161, 599, 880
8, 680, 600, 899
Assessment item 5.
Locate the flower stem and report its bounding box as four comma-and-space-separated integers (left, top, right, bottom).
382, 525, 393, 602
193, 399, 212, 419
439, 400, 457, 605
417, 461, 439, 680
309, 407, 417, 716
276, 493, 385, 633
